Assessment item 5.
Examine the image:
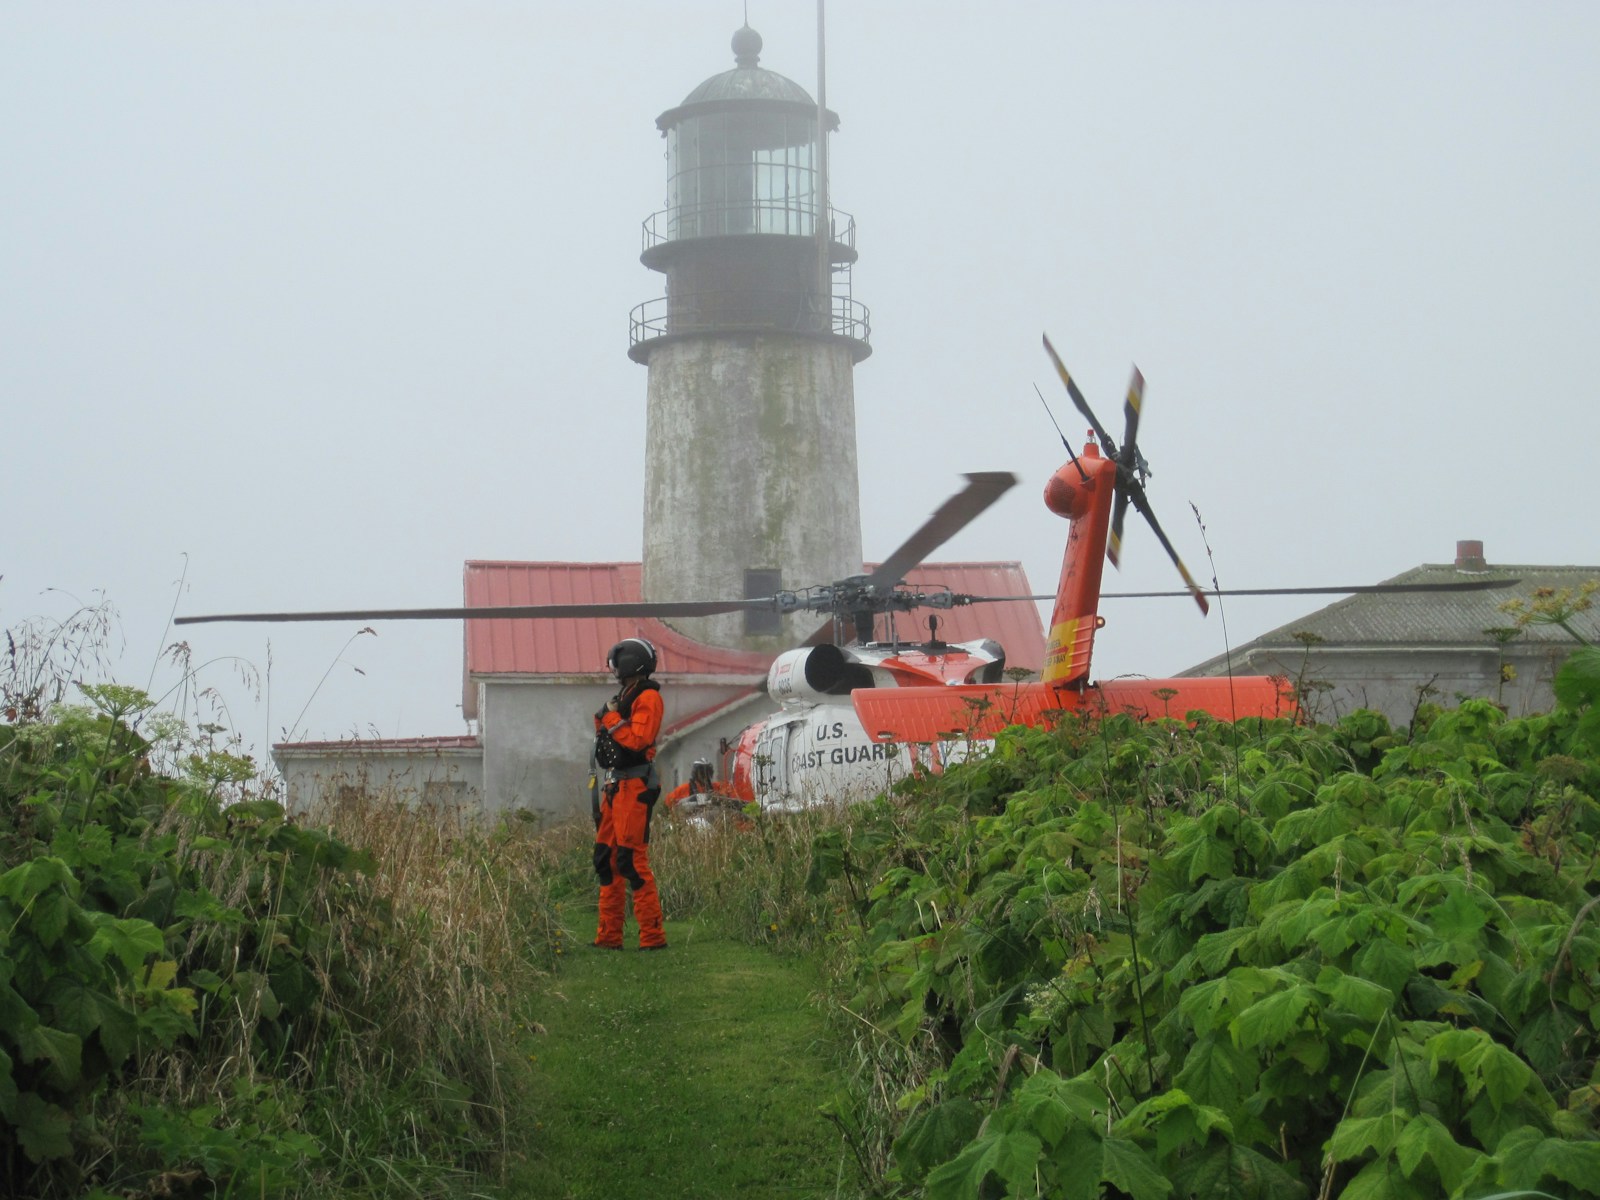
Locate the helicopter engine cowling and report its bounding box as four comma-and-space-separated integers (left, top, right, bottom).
767, 645, 876, 706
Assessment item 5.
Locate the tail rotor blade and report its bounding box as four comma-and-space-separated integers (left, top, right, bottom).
1107, 490, 1131, 570
1106, 368, 1144, 571
1124, 483, 1210, 616
1118, 367, 1144, 472
1042, 334, 1117, 456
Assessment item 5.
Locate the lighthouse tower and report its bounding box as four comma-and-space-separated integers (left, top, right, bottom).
630, 25, 871, 649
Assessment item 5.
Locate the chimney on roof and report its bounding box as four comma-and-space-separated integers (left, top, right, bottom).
1455, 539, 1487, 572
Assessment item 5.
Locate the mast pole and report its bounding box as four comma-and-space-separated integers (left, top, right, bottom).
815, 0, 830, 331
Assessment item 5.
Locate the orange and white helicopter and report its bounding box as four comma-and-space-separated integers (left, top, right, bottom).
177, 335, 1512, 810
716, 334, 1513, 807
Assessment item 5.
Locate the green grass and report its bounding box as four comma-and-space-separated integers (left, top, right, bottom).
512, 914, 859, 1199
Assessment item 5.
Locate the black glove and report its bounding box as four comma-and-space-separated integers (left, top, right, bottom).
592, 842, 613, 885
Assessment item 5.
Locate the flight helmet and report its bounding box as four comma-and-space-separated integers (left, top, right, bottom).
607, 637, 658, 680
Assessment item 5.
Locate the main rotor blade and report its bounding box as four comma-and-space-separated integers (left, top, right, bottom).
863, 471, 1017, 592
954, 578, 1521, 603
1042, 334, 1117, 456
174, 599, 766, 626
1106, 367, 1144, 570
1100, 578, 1524, 599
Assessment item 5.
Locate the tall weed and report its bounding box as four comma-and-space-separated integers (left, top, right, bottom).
0, 607, 580, 1197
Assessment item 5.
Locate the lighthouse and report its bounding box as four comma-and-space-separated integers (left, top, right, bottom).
630, 24, 871, 649
271, 20, 1047, 820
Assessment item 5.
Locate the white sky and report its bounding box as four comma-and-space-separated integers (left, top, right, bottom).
4, 2, 1597, 761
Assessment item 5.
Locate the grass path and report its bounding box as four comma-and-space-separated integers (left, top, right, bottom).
511, 915, 859, 1199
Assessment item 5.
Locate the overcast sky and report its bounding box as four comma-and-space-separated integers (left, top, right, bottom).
4, 2, 1597, 760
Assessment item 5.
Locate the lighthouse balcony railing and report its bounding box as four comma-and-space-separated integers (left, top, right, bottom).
629, 291, 870, 347
641, 203, 856, 253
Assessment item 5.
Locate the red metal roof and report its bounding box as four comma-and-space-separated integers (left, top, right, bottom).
462, 560, 1046, 713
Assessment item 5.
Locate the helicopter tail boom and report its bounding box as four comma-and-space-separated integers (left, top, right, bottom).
853, 675, 1296, 744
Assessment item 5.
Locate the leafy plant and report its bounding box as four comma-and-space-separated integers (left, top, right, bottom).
793, 704, 1600, 1199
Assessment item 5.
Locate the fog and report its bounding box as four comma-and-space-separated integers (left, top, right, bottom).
4, 2, 1596, 760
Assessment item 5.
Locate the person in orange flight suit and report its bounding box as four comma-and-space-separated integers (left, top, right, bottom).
591, 637, 667, 950
664, 758, 743, 819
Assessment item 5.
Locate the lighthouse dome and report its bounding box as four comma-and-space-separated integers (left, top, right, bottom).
679, 25, 816, 107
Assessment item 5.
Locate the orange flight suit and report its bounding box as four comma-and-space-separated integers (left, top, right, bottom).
664, 778, 750, 830
592, 679, 666, 949
664, 779, 739, 809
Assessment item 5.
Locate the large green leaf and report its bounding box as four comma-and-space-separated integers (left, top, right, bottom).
1174, 1033, 1253, 1112
9, 1091, 73, 1163
1393, 1113, 1479, 1193
924, 1128, 1043, 1200
1328, 1112, 1408, 1161
1352, 938, 1415, 998
1497, 1127, 1600, 1192
1231, 983, 1314, 1050
1049, 1126, 1103, 1198
39, 975, 106, 1038
86, 915, 164, 975
1170, 1141, 1310, 1200
1193, 927, 1256, 975
27, 889, 74, 947
1551, 645, 1600, 710
0, 858, 75, 906
1315, 966, 1395, 1024
1100, 1135, 1171, 1200
894, 1098, 983, 1184
95, 1001, 138, 1068
15, 1024, 81, 1090
1338, 1157, 1430, 1200
1427, 884, 1489, 942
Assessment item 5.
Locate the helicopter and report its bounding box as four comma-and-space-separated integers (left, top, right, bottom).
848, 335, 1520, 750
713, 334, 1517, 804
176, 334, 1514, 812
178, 469, 1038, 813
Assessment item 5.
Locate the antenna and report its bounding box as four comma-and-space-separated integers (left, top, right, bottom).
1035, 382, 1090, 483
815, 0, 830, 321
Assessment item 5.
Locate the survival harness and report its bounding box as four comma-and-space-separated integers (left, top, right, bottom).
593, 678, 660, 771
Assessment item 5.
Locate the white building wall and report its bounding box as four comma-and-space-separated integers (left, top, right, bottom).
478, 675, 774, 822
274, 746, 483, 815
1197, 644, 1571, 727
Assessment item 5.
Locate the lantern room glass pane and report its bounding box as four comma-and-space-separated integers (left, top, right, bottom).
669, 109, 819, 240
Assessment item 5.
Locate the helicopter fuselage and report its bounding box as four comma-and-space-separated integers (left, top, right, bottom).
724, 635, 1005, 809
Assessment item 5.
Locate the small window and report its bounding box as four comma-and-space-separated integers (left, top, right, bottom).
744, 569, 783, 637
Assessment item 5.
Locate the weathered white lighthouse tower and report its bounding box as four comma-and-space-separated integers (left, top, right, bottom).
630, 24, 870, 649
